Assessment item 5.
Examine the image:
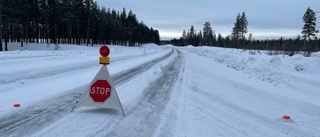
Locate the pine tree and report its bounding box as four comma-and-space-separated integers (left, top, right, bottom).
217, 33, 223, 47
181, 29, 187, 45
127, 10, 138, 46
189, 25, 195, 45
196, 31, 202, 46
212, 31, 217, 46
0, 0, 159, 47
232, 12, 248, 48
202, 22, 214, 46
302, 7, 318, 55
154, 30, 160, 44
240, 12, 248, 48
120, 8, 127, 25
232, 13, 241, 48
0, 0, 2, 51
248, 33, 253, 49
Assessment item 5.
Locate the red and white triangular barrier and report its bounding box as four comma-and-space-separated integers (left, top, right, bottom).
72, 45, 125, 117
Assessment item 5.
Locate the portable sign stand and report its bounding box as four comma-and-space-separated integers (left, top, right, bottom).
71, 45, 125, 117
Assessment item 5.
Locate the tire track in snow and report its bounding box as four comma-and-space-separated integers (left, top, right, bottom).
0, 49, 163, 85
0, 49, 174, 137
0, 60, 98, 84
96, 49, 183, 137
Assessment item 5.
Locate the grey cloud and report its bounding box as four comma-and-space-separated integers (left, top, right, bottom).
96, 0, 320, 39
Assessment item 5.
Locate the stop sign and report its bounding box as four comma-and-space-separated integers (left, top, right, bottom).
90, 80, 111, 102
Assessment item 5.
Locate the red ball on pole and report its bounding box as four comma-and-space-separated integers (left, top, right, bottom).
100, 45, 110, 57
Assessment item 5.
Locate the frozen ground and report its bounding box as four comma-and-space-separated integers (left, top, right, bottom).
0, 43, 319, 137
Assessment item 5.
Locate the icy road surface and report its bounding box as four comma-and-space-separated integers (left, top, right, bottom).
0, 43, 319, 137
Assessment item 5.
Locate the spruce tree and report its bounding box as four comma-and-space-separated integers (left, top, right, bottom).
302, 7, 318, 55
302, 7, 318, 41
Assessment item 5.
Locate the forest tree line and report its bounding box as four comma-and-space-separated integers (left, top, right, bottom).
171, 8, 319, 56
0, 0, 160, 51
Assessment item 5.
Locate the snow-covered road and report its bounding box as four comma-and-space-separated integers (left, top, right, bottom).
172, 48, 320, 137
1, 43, 319, 137
0, 44, 175, 136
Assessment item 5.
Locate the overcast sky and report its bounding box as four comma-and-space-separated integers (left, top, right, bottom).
95, 0, 320, 40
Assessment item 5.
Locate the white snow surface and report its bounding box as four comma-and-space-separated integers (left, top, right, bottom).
0, 43, 320, 137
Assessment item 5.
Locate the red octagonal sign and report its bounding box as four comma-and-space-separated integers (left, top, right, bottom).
90, 80, 111, 102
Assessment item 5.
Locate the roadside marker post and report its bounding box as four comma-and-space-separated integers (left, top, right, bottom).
72, 45, 125, 117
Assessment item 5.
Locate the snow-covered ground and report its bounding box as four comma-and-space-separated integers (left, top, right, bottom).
0, 43, 319, 137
